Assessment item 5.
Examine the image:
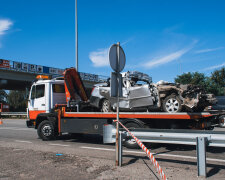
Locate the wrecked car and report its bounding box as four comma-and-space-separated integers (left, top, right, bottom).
90, 71, 217, 113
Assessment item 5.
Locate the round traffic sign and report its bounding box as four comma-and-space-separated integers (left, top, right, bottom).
109, 44, 126, 72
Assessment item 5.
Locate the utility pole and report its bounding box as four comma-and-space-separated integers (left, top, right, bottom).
75, 0, 78, 71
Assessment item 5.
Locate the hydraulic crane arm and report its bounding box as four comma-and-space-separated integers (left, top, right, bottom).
63, 68, 88, 104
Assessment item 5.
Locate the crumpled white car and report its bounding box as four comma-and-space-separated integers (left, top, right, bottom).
90, 71, 217, 113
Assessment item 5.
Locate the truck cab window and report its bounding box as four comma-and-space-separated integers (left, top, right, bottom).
31, 85, 45, 99
53, 84, 65, 93
36, 85, 45, 98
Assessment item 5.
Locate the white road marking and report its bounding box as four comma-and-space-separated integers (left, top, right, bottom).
81, 146, 144, 154
80, 146, 225, 163
3, 121, 26, 124
13, 148, 23, 151
49, 143, 70, 147
15, 140, 33, 144
0, 127, 34, 131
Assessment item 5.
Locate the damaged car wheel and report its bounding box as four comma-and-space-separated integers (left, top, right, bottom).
101, 99, 112, 112
163, 95, 182, 113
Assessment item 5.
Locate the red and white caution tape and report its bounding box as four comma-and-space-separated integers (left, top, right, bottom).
115, 120, 167, 180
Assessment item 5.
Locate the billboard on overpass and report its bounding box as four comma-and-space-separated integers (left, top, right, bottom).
22, 63, 29, 72
2, 59, 64, 76
13, 61, 21, 70
0, 59, 10, 68
37, 65, 43, 73
29, 64, 36, 72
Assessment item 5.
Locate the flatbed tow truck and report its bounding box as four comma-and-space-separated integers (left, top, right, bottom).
26, 68, 224, 148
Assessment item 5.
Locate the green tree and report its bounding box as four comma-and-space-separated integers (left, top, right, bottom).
174, 68, 225, 96
174, 72, 193, 84
175, 72, 207, 87
211, 67, 225, 87
204, 77, 221, 95
7, 90, 27, 112
210, 67, 225, 95
0, 90, 7, 103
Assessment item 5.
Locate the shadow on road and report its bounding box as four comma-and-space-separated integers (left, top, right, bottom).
57, 134, 104, 145
142, 159, 160, 180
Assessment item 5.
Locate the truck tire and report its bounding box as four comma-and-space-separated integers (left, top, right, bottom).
37, 120, 57, 141
124, 122, 141, 149
101, 99, 112, 112
162, 95, 182, 113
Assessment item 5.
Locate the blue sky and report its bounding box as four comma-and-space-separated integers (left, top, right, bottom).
0, 0, 225, 82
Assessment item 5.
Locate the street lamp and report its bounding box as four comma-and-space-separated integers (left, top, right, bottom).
75, 0, 78, 71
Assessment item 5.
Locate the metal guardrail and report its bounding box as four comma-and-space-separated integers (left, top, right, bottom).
103, 125, 225, 177
0, 112, 27, 117
124, 128, 225, 147
104, 126, 225, 147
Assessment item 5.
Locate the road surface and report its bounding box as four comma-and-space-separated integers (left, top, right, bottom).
0, 119, 225, 179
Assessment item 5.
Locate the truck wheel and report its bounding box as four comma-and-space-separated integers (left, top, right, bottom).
101, 99, 112, 112
124, 122, 141, 149
162, 95, 182, 113
37, 120, 57, 141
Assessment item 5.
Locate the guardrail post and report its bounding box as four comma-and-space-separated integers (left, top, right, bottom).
196, 137, 207, 177
119, 131, 123, 167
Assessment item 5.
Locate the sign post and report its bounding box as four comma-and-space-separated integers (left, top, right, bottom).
116, 42, 120, 167
109, 42, 126, 166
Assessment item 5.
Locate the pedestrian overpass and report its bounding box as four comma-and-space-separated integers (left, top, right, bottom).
0, 59, 107, 91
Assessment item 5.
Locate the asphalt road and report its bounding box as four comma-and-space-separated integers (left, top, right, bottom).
1, 119, 225, 179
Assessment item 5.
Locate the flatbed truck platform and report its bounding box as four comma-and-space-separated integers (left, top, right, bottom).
28, 109, 224, 148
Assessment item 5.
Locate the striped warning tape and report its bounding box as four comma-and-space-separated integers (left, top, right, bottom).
115, 120, 167, 180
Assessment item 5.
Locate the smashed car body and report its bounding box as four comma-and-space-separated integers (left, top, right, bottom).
90, 71, 217, 113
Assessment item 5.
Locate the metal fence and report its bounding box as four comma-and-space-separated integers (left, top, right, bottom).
0, 112, 27, 118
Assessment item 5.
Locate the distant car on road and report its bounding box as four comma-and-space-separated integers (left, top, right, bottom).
207, 96, 225, 127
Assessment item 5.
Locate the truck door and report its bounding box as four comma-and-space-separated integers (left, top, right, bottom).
28, 84, 46, 120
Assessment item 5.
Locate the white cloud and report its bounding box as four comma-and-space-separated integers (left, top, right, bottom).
89, 48, 109, 67
202, 62, 225, 71
121, 37, 134, 46
143, 40, 197, 69
195, 47, 224, 54
0, 19, 13, 48
0, 19, 13, 35
89, 38, 133, 67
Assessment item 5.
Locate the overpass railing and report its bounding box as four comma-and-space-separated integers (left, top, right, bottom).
0, 59, 108, 82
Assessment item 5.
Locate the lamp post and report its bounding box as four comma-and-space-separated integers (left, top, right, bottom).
75, 0, 78, 71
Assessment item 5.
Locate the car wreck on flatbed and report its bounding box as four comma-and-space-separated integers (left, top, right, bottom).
90, 71, 217, 113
